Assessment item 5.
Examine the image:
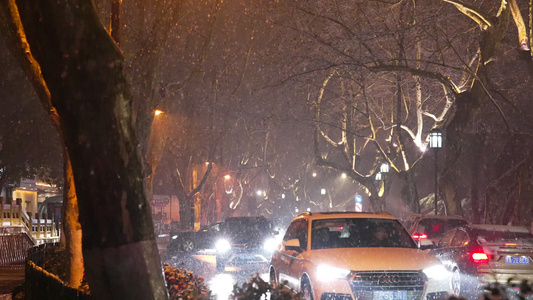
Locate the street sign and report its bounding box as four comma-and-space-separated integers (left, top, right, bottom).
355, 195, 363, 212
152, 198, 169, 207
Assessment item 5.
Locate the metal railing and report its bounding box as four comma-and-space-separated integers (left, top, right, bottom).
1, 202, 60, 243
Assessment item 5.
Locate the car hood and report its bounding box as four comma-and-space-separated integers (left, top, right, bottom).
302, 247, 441, 271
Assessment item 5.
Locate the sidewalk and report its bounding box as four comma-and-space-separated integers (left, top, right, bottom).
0, 263, 24, 299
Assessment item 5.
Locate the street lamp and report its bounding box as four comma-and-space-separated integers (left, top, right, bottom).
429, 128, 443, 215
380, 162, 390, 174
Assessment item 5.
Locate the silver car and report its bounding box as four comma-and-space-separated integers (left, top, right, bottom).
430, 224, 533, 299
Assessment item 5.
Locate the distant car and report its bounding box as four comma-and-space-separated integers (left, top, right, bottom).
404, 214, 469, 249
168, 222, 223, 253
269, 211, 450, 300
430, 224, 533, 299
215, 216, 280, 273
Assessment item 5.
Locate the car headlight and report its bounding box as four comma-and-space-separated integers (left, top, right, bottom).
215, 239, 231, 253
263, 237, 278, 252
172, 235, 178, 240
422, 264, 449, 280
317, 264, 351, 281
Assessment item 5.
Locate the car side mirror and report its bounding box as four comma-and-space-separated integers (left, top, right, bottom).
285, 238, 302, 252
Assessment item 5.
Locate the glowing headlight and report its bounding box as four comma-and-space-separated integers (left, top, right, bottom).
172, 235, 178, 240
317, 265, 351, 281
263, 237, 278, 252
215, 239, 231, 253
422, 264, 449, 280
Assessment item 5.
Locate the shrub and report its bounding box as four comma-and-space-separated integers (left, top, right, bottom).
164, 264, 210, 300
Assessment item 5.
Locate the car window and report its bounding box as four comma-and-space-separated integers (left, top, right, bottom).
284, 219, 308, 249
223, 217, 273, 239
450, 230, 469, 247
417, 218, 468, 239
438, 229, 456, 248
310, 218, 417, 250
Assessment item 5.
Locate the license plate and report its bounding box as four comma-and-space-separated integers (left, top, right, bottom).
373, 291, 407, 300
505, 256, 529, 265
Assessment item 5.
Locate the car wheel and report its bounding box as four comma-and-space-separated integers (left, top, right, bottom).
181, 239, 195, 252
270, 268, 277, 289
451, 267, 461, 296
301, 278, 314, 300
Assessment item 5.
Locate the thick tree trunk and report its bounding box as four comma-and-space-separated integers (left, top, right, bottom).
441, 2, 510, 215
15, 1, 168, 299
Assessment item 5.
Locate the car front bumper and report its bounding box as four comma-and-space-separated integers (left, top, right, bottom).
309, 272, 449, 300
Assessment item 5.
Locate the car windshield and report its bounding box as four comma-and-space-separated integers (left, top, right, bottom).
223, 217, 273, 238
473, 229, 533, 244
311, 218, 417, 250
417, 219, 468, 239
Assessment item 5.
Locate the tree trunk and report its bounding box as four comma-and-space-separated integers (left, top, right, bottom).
15, 1, 168, 299
441, 2, 510, 215
62, 152, 84, 288
400, 171, 419, 214
470, 134, 483, 223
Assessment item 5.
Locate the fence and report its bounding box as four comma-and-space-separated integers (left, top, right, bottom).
1, 200, 59, 244
25, 243, 93, 300
0, 227, 34, 266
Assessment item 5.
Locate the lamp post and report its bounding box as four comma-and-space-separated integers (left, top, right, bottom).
379, 162, 389, 210
429, 129, 443, 215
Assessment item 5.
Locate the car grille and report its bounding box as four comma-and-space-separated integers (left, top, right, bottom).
232, 242, 263, 249
350, 271, 425, 300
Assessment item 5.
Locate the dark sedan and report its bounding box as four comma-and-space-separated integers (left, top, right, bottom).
429, 224, 533, 299
167, 222, 223, 253
215, 216, 280, 273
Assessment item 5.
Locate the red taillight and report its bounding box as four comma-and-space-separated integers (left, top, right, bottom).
504, 243, 518, 246
412, 233, 427, 239
471, 252, 489, 263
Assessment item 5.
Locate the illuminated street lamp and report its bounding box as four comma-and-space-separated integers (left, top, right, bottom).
375, 172, 382, 181
429, 128, 443, 215
154, 109, 163, 116
380, 162, 390, 174
320, 188, 326, 195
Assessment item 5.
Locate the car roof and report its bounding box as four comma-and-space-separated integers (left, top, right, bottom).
295, 211, 397, 221
469, 224, 530, 233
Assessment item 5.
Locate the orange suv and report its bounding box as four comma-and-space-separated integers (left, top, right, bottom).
269, 211, 449, 300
